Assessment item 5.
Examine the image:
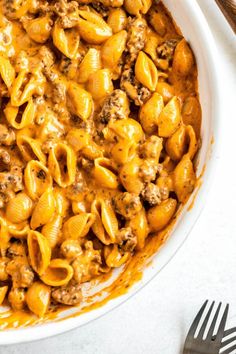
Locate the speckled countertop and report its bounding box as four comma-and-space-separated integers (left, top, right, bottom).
2, 1, 236, 353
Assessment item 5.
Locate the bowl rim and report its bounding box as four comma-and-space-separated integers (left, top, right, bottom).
0, 0, 221, 345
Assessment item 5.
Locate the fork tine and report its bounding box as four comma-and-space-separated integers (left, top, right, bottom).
223, 327, 236, 337
206, 302, 221, 339
186, 300, 208, 337
214, 304, 229, 343
221, 343, 236, 354
221, 335, 236, 348
197, 301, 215, 339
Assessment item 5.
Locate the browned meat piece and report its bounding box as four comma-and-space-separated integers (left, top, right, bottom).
6, 259, 34, 288
52, 82, 67, 104
120, 66, 151, 105
157, 38, 181, 62
0, 124, 15, 146
66, 171, 88, 200
141, 183, 161, 206
78, 0, 123, 8
0, 165, 23, 207
139, 159, 158, 183
116, 227, 137, 252
41, 138, 56, 154
38, 46, 56, 79
52, 282, 82, 305
140, 136, 163, 160
88, 2, 109, 17
99, 89, 130, 123
72, 241, 102, 283
0, 165, 23, 192
0, 257, 9, 281
0, 148, 10, 171
81, 158, 94, 172
126, 17, 147, 63
6, 242, 27, 259
53, 0, 79, 28
8, 287, 26, 310
113, 192, 142, 219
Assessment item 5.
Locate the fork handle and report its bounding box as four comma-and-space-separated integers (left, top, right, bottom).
215, 0, 236, 33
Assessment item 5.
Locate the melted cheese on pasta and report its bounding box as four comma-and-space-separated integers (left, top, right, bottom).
0, 0, 201, 325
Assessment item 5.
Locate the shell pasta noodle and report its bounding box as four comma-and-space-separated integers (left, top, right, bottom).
0, 0, 201, 321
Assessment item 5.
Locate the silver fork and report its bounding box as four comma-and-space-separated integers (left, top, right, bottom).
183, 300, 229, 354
220, 327, 236, 353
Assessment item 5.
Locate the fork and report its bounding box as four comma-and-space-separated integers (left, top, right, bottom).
183, 300, 229, 354
219, 327, 236, 353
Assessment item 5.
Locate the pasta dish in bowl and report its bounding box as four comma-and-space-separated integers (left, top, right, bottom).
0, 0, 218, 342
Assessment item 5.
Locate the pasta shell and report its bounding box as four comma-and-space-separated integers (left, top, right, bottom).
87, 69, 113, 102
108, 118, 144, 143
91, 199, 118, 245
26, 281, 51, 317
42, 215, 62, 249
24, 160, 53, 201
0, 286, 8, 305
111, 139, 137, 164
93, 158, 119, 189
0, 217, 10, 257
127, 208, 149, 250
165, 124, 198, 162
67, 82, 93, 121
16, 135, 46, 164
157, 96, 182, 138
27, 230, 51, 276
53, 188, 70, 216
172, 39, 194, 76
139, 93, 164, 134
149, 10, 167, 37
4, 98, 36, 130
66, 128, 90, 152
0, 55, 15, 89
40, 259, 73, 287
186, 125, 198, 160
182, 96, 201, 138
120, 157, 144, 194
104, 245, 130, 268
48, 143, 76, 188
11, 69, 46, 107
77, 10, 112, 44
72, 201, 87, 214
135, 51, 158, 91
156, 82, 174, 103
107, 8, 127, 33
52, 20, 80, 59
31, 189, 55, 230
23, 15, 52, 44
173, 154, 196, 202
8, 222, 30, 239
101, 30, 127, 79
63, 213, 95, 239
124, 0, 152, 15
147, 198, 177, 232
165, 125, 187, 161
6, 192, 33, 224
78, 48, 102, 84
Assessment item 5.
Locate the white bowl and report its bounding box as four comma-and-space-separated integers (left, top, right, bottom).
0, 0, 220, 345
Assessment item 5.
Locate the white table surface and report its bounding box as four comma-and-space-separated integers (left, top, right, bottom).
2, 1, 236, 353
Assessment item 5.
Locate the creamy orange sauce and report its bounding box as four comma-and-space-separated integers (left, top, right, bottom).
0, 0, 202, 328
